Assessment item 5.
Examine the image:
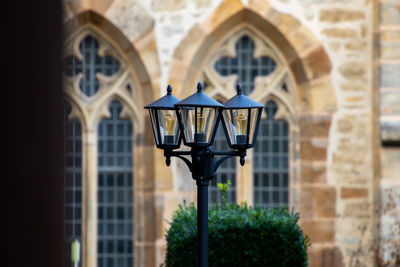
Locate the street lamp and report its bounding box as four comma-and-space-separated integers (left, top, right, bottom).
144, 82, 264, 267
221, 84, 264, 151
144, 84, 181, 150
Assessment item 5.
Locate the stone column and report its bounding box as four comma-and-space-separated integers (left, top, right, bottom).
82, 130, 98, 267
237, 150, 253, 205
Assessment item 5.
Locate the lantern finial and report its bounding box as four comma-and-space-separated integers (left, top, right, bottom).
197, 82, 203, 92
236, 83, 243, 95
167, 84, 172, 95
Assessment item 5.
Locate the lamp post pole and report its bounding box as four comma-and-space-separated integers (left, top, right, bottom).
197, 179, 208, 267
165, 146, 246, 267
192, 147, 211, 267
145, 83, 263, 267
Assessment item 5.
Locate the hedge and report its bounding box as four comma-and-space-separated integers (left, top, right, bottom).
164, 200, 310, 267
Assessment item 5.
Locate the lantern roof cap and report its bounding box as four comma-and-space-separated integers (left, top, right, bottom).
223, 84, 264, 109
144, 85, 181, 109
174, 82, 223, 108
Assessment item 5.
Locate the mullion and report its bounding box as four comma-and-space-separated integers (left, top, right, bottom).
246, 43, 253, 94
279, 173, 283, 205
101, 53, 106, 76
89, 37, 95, 96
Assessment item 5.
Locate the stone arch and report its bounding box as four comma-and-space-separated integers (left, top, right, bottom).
62, 10, 160, 267
168, 0, 335, 115
64, 10, 160, 115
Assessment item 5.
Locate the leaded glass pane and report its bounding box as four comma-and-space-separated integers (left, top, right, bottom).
282, 83, 288, 92
64, 101, 82, 267
64, 35, 120, 97
253, 101, 289, 208
98, 101, 134, 267
209, 125, 236, 204
214, 35, 276, 95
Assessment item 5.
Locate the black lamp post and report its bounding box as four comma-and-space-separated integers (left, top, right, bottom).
145, 82, 264, 267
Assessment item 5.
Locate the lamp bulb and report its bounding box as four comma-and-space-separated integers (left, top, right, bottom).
194, 112, 206, 133
163, 114, 176, 136
235, 114, 248, 136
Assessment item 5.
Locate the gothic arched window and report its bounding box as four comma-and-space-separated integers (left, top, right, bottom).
97, 101, 134, 267
63, 101, 82, 267
63, 28, 146, 266
253, 101, 289, 208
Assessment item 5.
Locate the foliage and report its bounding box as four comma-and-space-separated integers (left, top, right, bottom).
165, 182, 310, 267
217, 180, 231, 206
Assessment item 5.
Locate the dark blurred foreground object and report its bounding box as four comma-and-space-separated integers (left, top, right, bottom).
165, 202, 310, 267
3, 1, 63, 267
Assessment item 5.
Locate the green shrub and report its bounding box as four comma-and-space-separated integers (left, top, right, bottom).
165, 185, 310, 267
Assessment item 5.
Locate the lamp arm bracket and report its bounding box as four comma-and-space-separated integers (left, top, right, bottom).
164, 150, 193, 171
211, 155, 236, 174
211, 147, 247, 173
210, 150, 238, 156
169, 150, 192, 155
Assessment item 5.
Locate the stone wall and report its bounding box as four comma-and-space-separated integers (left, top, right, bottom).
62, 0, 400, 266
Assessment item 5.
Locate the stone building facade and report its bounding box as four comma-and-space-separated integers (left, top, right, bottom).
62, 0, 400, 266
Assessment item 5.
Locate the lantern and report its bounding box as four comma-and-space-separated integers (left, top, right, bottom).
144, 85, 181, 149
221, 84, 264, 149
174, 82, 223, 147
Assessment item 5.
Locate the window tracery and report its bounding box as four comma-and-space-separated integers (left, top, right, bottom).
214, 35, 276, 95
63, 29, 142, 126
64, 35, 120, 97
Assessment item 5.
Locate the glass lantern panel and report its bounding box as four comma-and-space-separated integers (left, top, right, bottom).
179, 107, 218, 144
180, 107, 195, 143
223, 109, 249, 145
199, 107, 217, 144
149, 109, 160, 145
157, 109, 180, 145
222, 110, 235, 145
249, 108, 261, 145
